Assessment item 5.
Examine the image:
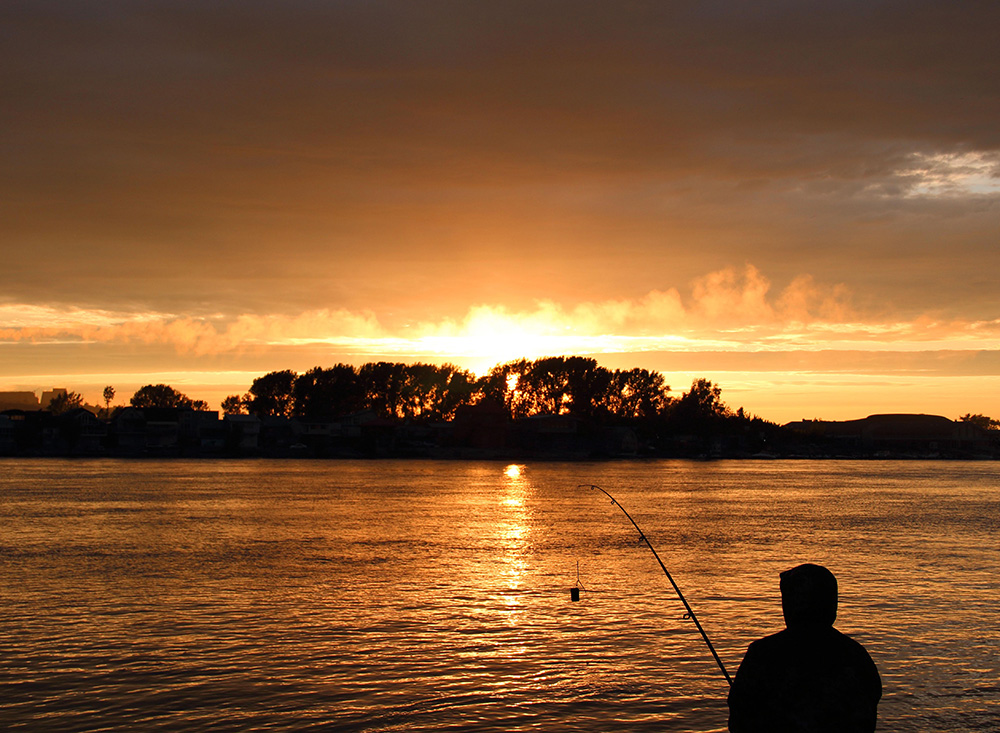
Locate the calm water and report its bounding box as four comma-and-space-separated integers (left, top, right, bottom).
1, 459, 998, 731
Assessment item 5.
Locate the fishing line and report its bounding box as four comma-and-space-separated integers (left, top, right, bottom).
580, 483, 733, 686
571, 560, 586, 601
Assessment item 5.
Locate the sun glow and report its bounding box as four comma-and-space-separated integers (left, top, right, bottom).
415, 309, 573, 376
5, 264, 1000, 423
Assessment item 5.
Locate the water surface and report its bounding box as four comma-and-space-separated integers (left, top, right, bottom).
1, 459, 998, 731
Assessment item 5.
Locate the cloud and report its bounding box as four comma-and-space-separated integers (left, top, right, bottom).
901, 151, 1000, 197
690, 265, 775, 323
4, 266, 997, 367
2, 2, 998, 320
0, 306, 386, 355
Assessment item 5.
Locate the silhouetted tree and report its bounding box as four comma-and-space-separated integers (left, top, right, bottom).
476, 357, 673, 422
395, 363, 478, 421
102, 386, 115, 418
669, 378, 731, 429
357, 362, 409, 418
293, 365, 363, 418
560, 356, 614, 418
437, 365, 478, 421
221, 394, 248, 414
606, 368, 671, 420
959, 413, 1000, 430
478, 359, 534, 419
131, 384, 195, 409
519, 356, 573, 415
398, 362, 440, 419
246, 370, 297, 418
48, 390, 84, 415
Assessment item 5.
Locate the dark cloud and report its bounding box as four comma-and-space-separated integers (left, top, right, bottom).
2, 1, 998, 317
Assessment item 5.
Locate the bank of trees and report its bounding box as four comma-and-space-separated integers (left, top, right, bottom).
475, 357, 670, 421
130, 384, 209, 411
46, 390, 84, 415
218, 357, 740, 428
960, 413, 1000, 430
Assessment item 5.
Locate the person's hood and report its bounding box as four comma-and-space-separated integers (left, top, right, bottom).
780, 563, 838, 628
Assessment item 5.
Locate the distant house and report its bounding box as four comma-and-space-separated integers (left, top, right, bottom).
110, 407, 146, 455
329, 410, 397, 455
338, 409, 380, 438
0, 414, 16, 454
0, 409, 57, 455
293, 416, 341, 453
141, 407, 185, 453
449, 401, 509, 451
195, 416, 227, 454
223, 413, 261, 453
294, 417, 341, 438
57, 407, 107, 455
178, 410, 222, 453
259, 415, 297, 455
600, 425, 639, 457
515, 413, 585, 456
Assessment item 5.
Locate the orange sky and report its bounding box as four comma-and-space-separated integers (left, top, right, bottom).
2, 2, 999, 423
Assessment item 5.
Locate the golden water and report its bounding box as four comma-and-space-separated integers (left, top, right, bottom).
1, 459, 997, 731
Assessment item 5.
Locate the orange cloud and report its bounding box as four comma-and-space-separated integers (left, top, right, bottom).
1, 266, 997, 362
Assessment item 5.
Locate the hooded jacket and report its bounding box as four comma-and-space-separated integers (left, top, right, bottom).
727, 564, 882, 733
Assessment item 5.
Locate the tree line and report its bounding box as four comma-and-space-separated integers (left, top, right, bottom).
38, 357, 1000, 433
118, 357, 743, 428
228, 358, 741, 426
118, 360, 1000, 432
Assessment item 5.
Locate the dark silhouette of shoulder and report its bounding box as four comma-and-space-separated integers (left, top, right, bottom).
728, 564, 881, 733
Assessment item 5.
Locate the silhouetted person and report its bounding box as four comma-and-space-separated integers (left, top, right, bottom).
727, 563, 881, 732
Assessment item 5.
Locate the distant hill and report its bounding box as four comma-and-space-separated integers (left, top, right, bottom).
784, 414, 995, 457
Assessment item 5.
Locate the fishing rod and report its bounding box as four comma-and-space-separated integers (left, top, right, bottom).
580, 483, 732, 686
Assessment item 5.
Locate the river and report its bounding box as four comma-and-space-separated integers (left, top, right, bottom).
1, 459, 997, 731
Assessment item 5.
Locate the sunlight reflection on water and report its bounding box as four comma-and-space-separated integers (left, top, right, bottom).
1, 458, 998, 731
